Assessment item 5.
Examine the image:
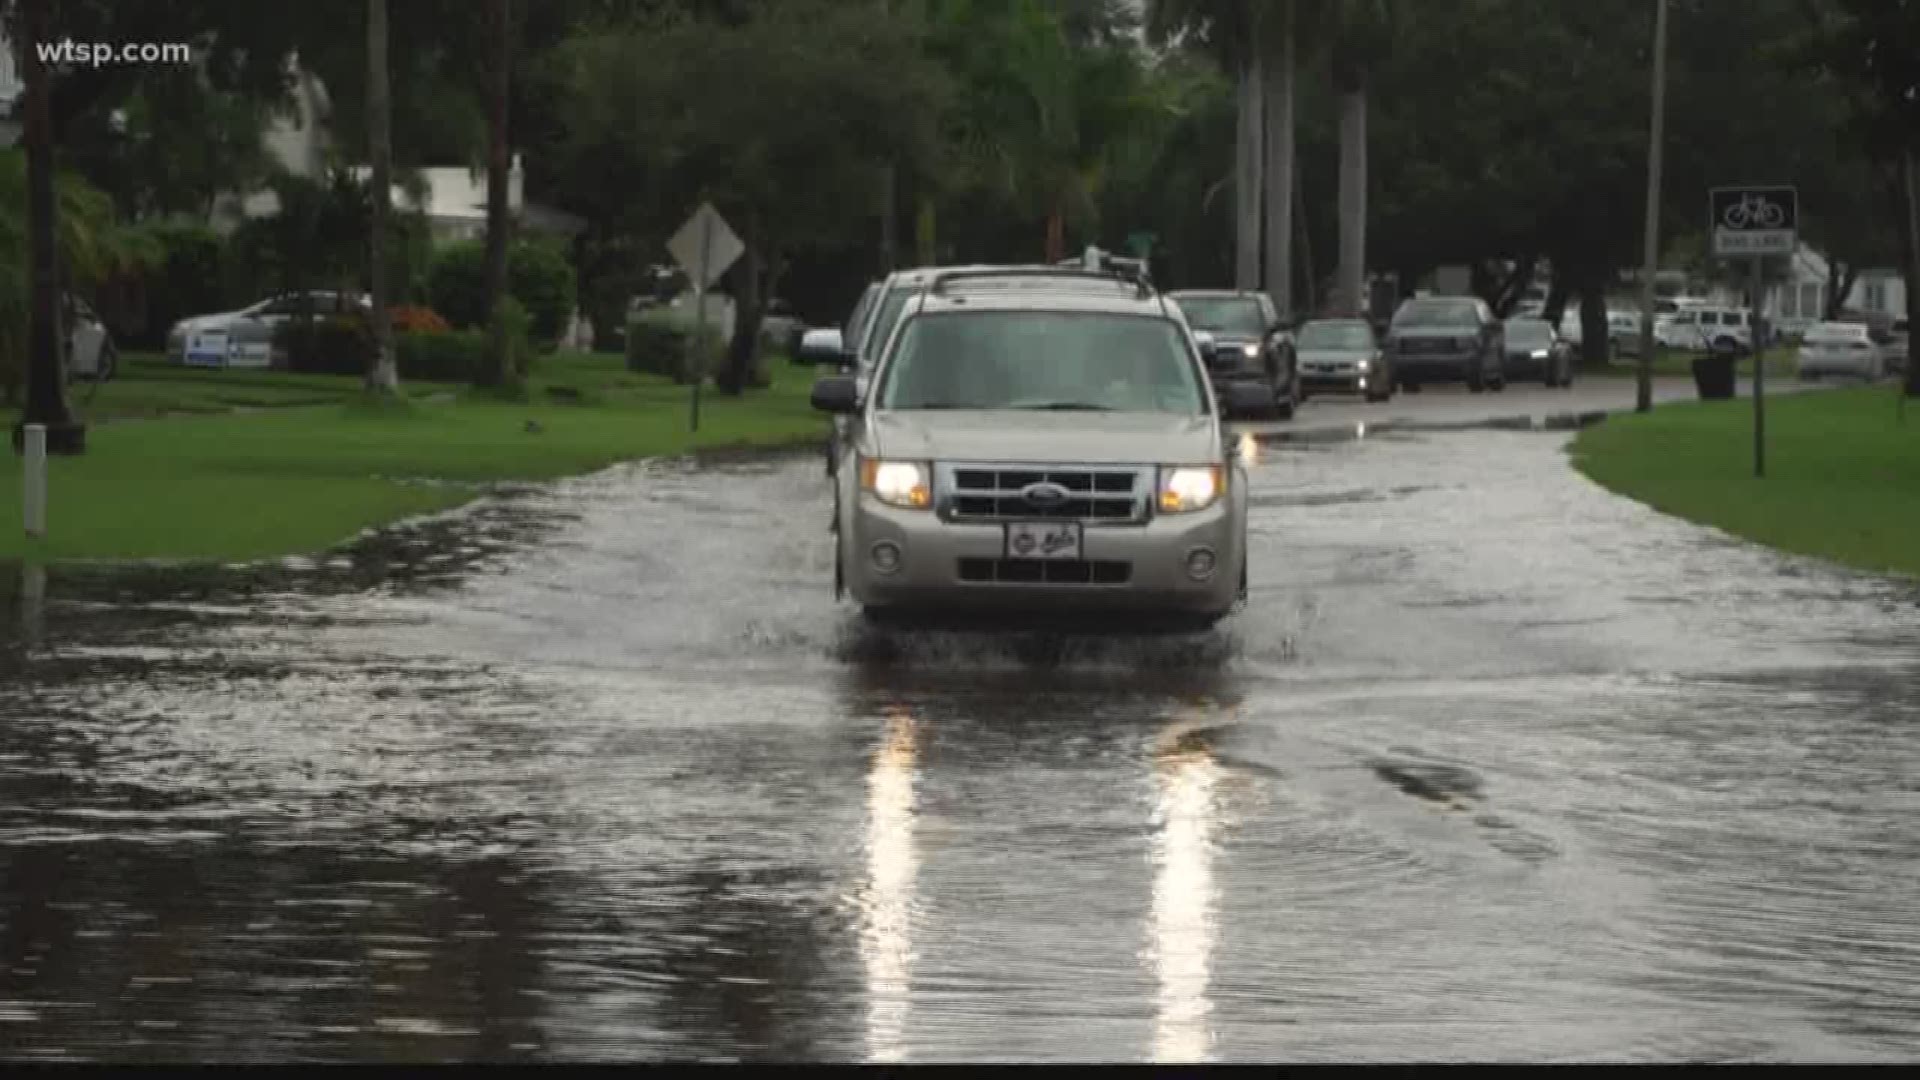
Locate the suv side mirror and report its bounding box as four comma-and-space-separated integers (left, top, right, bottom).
797, 327, 849, 366
810, 374, 860, 414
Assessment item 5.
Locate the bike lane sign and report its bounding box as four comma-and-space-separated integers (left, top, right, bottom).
1710, 185, 1797, 257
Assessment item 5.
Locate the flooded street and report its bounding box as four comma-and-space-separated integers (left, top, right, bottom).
3, 427, 1918, 1062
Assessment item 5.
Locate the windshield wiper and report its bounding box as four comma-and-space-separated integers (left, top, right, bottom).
1013, 401, 1116, 411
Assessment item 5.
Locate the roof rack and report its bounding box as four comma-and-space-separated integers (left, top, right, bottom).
926, 265, 1154, 300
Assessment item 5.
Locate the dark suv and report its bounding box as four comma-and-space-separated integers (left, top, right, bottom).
1167, 290, 1301, 419
1385, 296, 1505, 392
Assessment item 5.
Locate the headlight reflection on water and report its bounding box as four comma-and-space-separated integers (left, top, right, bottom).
862, 708, 919, 1063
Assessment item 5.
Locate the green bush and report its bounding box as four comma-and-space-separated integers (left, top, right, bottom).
130, 223, 229, 349
624, 316, 725, 384
396, 329, 487, 382
276, 314, 374, 376
427, 238, 577, 344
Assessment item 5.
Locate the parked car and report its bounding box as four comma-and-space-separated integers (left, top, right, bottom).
1167, 289, 1301, 419
1293, 318, 1390, 402
167, 290, 371, 366
809, 264, 1255, 632
1607, 310, 1645, 357
1797, 321, 1887, 381
1383, 296, 1505, 392
1502, 317, 1576, 387
65, 294, 118, 384
1655, 303, 1753, 355
759, 297, 806, 355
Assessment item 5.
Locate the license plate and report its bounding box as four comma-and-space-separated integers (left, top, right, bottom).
1005, 521, 1082, 560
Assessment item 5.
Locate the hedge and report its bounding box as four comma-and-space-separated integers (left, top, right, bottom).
428, 238, 577, 344
273, 315, 514, 384
625, 317, 724, 385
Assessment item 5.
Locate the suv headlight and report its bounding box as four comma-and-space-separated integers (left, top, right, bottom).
860, 458, 931, 509
1158, 465, 1223, 514
1240, 343, 1260, 359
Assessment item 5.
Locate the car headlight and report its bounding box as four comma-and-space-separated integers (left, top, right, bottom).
1356, 358, 1371, 372
1531, 349, 1549, 359
860, 458, 931, 510
1158, 465, 1224, 514
1241, 344, 1260, 359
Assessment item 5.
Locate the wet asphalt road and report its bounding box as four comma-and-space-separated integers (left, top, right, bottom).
2, 404, 1918, 1062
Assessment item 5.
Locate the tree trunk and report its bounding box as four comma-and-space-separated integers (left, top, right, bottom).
364, 0, 399, 395
1903, 149, 1919, 398
1044, 204, 1065, 264
915, 195, 936, 267
481, 0, 514, 387
1543, 277, 1571, 326
1826, 263, 1858, 320
1492, 256, 1537, 315
721, 209, 764, 397
16, 0, 82, 453
1261, 5, 1295, 318
1580, 287, 1609, 366
1233, 52, 1264, 290
1295, 153, 1316, 316
1334, 82, 1368, 316
878, 164, 897, 274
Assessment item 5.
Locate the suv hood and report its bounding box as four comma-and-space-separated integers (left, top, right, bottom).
871, 410, 1220, 465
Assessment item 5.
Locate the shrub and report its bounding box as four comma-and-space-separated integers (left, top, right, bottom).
276, 314, 373, 376
625, 314, 723, 384
396, 329, 486, 382
129, 223, 229, 349
427, 238, 577, 344
389, 304, 451, 334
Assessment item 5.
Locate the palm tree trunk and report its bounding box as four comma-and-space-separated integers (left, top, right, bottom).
1335, 81, 1368, 316
1262, 3, 1295, 318
914, 195, 936, 267
481, 0, 514, 387
1234, 51, 1264, 290
16, 0, 81, 453
1903, 149, 1919, 398
365, 0, 399, 395
1295, 151, 1316, 316
1045, 203, 1066, 263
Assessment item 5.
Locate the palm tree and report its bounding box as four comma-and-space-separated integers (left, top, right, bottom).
1147, 1, 1261, 287
1326, 0, 1392, 316
481, 0, 514, 387
365, 0, 399, 395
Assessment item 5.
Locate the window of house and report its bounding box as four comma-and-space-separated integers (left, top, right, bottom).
1799, 283, 1821, 317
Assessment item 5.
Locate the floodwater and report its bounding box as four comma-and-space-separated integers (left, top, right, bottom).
2, 425, 1918, 1062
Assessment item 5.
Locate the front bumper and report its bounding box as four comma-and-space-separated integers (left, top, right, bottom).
843, 493, 1245, 617
1390, 351, 1478, 381
1503, 352, 1553, 377
1298, 360, 1378, 393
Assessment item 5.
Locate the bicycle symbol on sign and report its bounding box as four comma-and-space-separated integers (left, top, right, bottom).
1721, 192, 1786, 229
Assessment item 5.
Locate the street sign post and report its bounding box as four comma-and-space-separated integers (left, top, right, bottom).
666, 202, 745, 432
1710, 185, 1797, 479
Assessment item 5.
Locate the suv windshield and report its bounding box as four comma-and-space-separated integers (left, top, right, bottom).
1296, 322, 1374, 350
1393, 301, 1480, 329
1175, 296, 1267, 336
878, 311, 1206, 414
1505, 319, 1554, 347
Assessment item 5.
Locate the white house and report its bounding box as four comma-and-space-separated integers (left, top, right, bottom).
1762, 242, 1908, 335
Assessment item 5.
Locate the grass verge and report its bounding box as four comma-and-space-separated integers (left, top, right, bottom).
2, 353, 826, 562
1570, 385, 1920, 579
1586, 347, 1798, 381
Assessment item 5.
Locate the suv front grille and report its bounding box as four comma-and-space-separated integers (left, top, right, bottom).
940, 464, 1149, 523
957, 558, 1131, 585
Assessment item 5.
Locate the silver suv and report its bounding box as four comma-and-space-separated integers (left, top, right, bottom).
810, 267, 1258, 631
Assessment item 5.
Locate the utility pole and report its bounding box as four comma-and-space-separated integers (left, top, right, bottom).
13, 0, 85, 455
1634, 0, 1669, 415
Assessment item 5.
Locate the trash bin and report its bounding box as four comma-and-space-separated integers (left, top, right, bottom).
1691, 352, 1736, 400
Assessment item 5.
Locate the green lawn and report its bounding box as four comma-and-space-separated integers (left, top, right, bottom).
2, 353, 828, 562
1571, 386, 1920, 579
